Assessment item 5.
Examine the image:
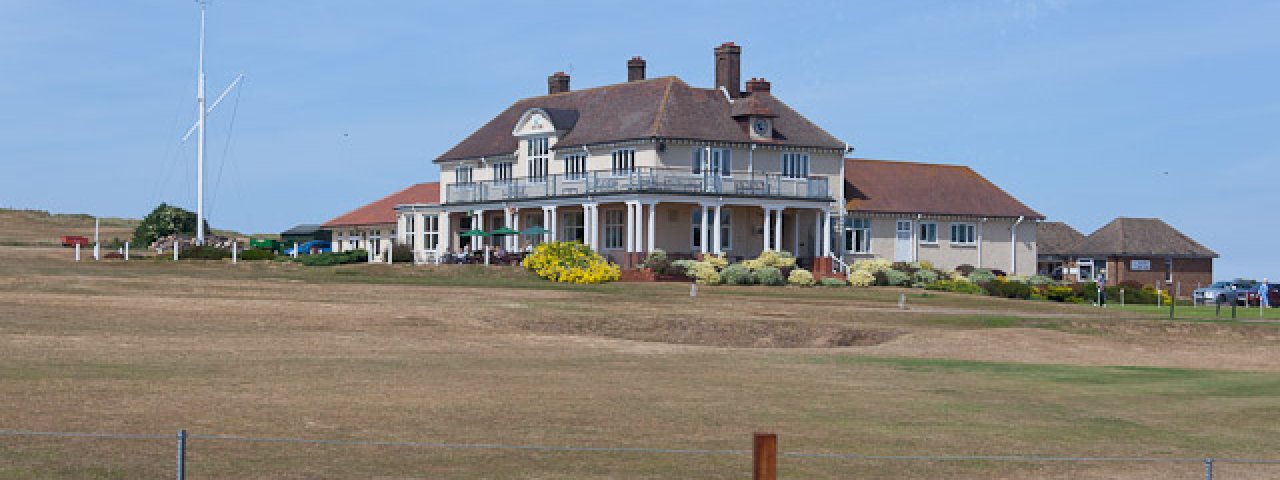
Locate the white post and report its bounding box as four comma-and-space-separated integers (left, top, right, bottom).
511, 209, 520, 251
763, 207, 772, 252
437, 212, 451, 258
813, 210, 822, 259
174, 240, 180, 261
292, 242, 298, 259
774, 207, 785, 252
625, 202, 636, 254
93, 217, 100, 260
699, 205, 710, 255
822, 210, 832, 257
231, 240, 237, 264
124, 241, 129, 261
634, 203, 645, 254
646, 202, 656, 253
712, 204, 722, 255
472, 211, 482, 251
75, 243, 81, 262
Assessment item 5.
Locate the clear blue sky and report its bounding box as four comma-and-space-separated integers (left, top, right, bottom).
2, 1, 1276, 279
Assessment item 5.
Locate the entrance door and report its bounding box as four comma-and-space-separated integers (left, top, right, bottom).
895, 220, 913, 262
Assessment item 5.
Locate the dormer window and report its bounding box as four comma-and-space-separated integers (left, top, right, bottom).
527, 136, 549, 182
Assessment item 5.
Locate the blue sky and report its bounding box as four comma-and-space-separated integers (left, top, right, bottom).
1, 1, 1276, 279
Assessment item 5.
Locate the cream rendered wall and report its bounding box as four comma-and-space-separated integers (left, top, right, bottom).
840, 215, 1037, 275
657, 144, 844, 202
650, 203, 776, 259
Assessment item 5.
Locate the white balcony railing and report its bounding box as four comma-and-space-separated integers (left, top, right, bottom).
445, 167, 830, 204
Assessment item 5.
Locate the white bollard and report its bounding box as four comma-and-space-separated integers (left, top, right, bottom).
173, 241, 179, 261
231, 241, 237, 264
690, 282, 698, 297
293, 242, 299, 259
899, 293, 907, 310
124, 242, 129, 261
75, 243, 81, 262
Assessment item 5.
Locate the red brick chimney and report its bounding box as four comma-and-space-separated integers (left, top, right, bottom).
627, 56, 646, 82
714, 42, 742, 98
548, 72, 570, 95
745, 77, 771, 94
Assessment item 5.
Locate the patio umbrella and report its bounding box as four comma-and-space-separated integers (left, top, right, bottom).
520, 226, 548, 236
489, 227, 520, 236
459, 229, 490, 237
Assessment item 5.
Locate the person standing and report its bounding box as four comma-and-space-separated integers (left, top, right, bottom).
1260, 278, 1272, 308
1096, 273, 1107, 307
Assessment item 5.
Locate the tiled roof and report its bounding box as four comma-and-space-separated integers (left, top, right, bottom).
1037, 222, 1086, 255
322, 183, 439, 228
1072, 217, 1217, 258
843, 159, 1044, 219
435, 76, 845, 162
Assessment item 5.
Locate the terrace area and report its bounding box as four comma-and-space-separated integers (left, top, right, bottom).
444, 167, 831, 204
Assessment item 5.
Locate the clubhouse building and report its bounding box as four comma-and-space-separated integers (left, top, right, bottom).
325, 43, 1044, 276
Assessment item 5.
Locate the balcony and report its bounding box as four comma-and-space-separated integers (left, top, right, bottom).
445, 167, 831, 204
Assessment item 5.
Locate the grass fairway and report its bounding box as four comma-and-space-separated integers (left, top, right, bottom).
2, 246, 1280, 478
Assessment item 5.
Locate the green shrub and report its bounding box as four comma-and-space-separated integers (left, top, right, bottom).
968, 269, 997, 284
133, 203, 210, 246
848, 270, 876, 287
819, 277, 849, 287
643, 249, 678, 275
884, 269, 911, 287
954, 264, 976, 276
787, 269, 815, 287
521, 241, 621, 284
1043, 285, 1080, 303
913, 269, 939, 285
1027, 275, 1055, 286
755, 266, 785, 286
392, 245, 414, 263
743, 250, 796, 270
239, 249, 275, 261
722, 262, 755, 285
181, 245, 230, 260
686, 262, 722, 285
891, 262, 919, 275
852, 259, 893, 274
986, 279, 1033, 299
925, 279, 985, 295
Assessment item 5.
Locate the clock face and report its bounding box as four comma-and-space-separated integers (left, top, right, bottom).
752, 118, 770, 136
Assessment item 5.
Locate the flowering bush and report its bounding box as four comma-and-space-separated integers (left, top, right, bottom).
521, 241, 620, 284
744, 250, 796, 270
912, 269, 939, 286
686, 261, 722, 285
704, 253, 729, 269
852, 259, 893, 275
925, 279, 986, 295
787, 268, 815, 287
848, 270, 876, 287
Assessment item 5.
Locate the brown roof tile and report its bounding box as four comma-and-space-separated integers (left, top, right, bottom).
1037, 222, 1086, 255
844, 159, 1044, 219
1071, 217, 1217, 258
322, 183, 439, 228
435, 77, 844, 162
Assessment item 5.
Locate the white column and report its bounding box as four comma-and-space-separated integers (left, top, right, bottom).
774, 207, 785, 252
397, 213, 407, 245
625, 202, 636, 253
762, 207, 772, 252
712, 204, 723, 255
472, 211, 482, 250
814, 209, 823, 259
544, 206, 557, 243
414, 213, 426, 257
634, 202, 645, 253
437, 212, 451, 257
583, 203, 599, 250
511, 209, 521, 250
822, 210, 832, 257
699, 204, 710, 255
646, 202, 657, 253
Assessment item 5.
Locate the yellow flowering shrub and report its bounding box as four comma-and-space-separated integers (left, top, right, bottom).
848, 270, 876, 287
687, 261, 722, 285
744, 250, 796, 270
521, 241, 621, 284
787, 268, 814, 287
852, 259, 893, 274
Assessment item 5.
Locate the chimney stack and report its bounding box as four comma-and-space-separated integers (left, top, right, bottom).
714, 42, 742, 98
547, 72, 571, 95
745, 77, 771, 94
627, 56, 646, 82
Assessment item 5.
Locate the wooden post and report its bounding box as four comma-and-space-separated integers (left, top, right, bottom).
753, 432, 777, 480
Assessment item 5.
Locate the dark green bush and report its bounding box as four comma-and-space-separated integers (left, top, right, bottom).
239, 249, 275, 261
819, 277, 849, 287
299, 249, 367, 266
925, 279, 985, 295
133, 203, 210, 246
884, 269, 911, 287
181, 245, 230, 260
985, 279, 1033, 299
392, 245, 414, 263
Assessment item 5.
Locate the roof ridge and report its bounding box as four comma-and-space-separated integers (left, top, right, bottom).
526, 75, 679, 101
649, 77, 677, 137
846, 157, 968, 168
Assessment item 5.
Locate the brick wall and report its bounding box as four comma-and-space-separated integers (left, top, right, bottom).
1104, 256, 1213, 296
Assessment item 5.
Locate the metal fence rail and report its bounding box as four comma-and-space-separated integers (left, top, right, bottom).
1, 429, 1275, 479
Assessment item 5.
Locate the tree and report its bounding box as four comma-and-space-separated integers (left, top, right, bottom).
133, 203, 210, 246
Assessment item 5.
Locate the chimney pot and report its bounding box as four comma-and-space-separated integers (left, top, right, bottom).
627, 56, 646, 82
547, 72, 571, 95
714, 42, 742, 98
746, 77, 771, 94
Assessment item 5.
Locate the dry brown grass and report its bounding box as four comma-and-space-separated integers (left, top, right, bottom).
2, 246, 1280, 479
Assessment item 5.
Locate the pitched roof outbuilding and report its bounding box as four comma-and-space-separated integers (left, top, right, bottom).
1037, 222, 1086, 256
322, 182, 439, 228
435, 76, 845, 162
1071, 217, 1217, 258
843, 159, 1044, 219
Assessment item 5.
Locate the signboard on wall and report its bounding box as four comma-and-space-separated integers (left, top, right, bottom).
1130, 259, 1152, 271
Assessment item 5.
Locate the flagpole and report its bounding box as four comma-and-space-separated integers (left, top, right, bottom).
196, 0, 207, 245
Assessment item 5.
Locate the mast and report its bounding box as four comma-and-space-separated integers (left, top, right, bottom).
196, 0, 207, 245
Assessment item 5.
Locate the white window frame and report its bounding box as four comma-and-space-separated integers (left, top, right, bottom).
610, 148, 635, 176
692, 147, 731, 177
527, 137, 549, 182
454, 165, 473, 184
493, 161, 514, 183
603, 209, 625, 250
845, 218, 871, 253
563, 153, 587, 180
949, 223, 977, 246
523, 213, 544, 245
782, 152, 810, 179
405, 215, 417, 250
423, 215, 440, 251
561, 212, 585, 243
919, 222, 938, 244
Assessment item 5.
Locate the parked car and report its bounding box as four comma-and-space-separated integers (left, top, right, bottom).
1233, 280, 1259, 306
1247, 283, 1279, 307
1193, 281, 1251, 306
282, 240, 331, 256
